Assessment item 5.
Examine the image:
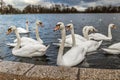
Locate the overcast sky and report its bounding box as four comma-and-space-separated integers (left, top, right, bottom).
3, 0, 120, 11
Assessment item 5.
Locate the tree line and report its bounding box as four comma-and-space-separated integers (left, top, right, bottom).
85, 5, 120, 13
1, 3, 120, 14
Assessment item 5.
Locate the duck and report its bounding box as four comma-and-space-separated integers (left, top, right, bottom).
54, 22, 87, 67
6, 20, 44, 47
102, 42, 120, 54
6, 26, 49, 57
17, 20, 29, 34
88, 24, 117, 41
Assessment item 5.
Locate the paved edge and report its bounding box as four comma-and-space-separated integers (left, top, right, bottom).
0, 60, 120, 80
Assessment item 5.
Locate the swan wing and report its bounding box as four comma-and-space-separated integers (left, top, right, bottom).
89, 33, 110, 40
102, 48, 120, 54
85, 40, 102, 53
17, 27, 28, 33
62, 46, 86, 66
108, 42, 120, 49
12, 44, 48, 57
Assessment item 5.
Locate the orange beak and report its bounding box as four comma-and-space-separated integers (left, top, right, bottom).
54, 25, 60, 31
112, 25, 117, 29
6, 29, 12, 35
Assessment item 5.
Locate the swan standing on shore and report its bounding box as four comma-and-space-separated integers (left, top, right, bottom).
6, 26, 49, 57
17, 20, 29, 34
88, 24, 117, 41
66, 23, 102, 53
54, 22, 87, 67
7, 20, 44, 47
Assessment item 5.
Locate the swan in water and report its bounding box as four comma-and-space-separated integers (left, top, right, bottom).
17, 20, 29, 34
102, 42, 120, 54
88, 24, 117, 41
54, 22, 87, 67
7, 20, 44, 47
65, 23, 102, 53
6, 26, 49, 57
53, 23, 101, 51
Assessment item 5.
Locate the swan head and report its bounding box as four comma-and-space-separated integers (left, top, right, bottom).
109, 24, 117, 29
6, 26, 16, 35
88, 26, 98, 33
26, 20, 29, 24
36, 20, 43, 27
83, 26, 98, 33
54, 22, 65, 31
65, 23, 74, 30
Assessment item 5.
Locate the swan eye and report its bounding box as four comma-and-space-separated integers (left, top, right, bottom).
66, 25, 71, 30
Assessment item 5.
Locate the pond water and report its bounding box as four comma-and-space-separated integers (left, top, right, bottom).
0, 13, 120, 69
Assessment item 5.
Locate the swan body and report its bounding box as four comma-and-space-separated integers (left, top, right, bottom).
6, 26, 49, 57
102, 42, 120, 54
17, 27, 29, 33
17, 20, 29, 34
54, 22, 87, 67
89, 24, 116, 41
7, 20, 43, 47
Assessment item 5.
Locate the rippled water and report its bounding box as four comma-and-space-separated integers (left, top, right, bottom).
0, 14, 120, 69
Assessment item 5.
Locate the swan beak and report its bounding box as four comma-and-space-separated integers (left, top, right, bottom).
112, 25, 117, 29
54, 25, 60, 31
6, 29, 12, 35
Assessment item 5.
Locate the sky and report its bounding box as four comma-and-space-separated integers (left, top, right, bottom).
3, 0, 120, 11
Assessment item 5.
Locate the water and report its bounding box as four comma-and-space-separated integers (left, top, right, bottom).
0, 13, 120, 69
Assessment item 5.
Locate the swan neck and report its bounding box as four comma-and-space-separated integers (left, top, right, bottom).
57, 28, 66, 65
71, 28, 76, 46
14, 29, 21, 49
26, 23, 29, 31
36, 25, 41, 42
108, 26, 112, 38
84, 29, 89, 40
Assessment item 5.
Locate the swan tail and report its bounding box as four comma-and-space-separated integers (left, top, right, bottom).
52, 43, 60, 46
46, 45, 50, 50
6, 43, 16, 47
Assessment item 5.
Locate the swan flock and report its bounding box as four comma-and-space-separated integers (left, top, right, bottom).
6, 20, 118, 67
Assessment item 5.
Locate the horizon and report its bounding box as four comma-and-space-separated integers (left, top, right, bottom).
3, 0, 120, 11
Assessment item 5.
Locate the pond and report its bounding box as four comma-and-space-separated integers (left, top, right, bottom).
0, 13, 120, 69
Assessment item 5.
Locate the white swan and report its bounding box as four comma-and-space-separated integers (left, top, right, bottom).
7, 20, 44, 47
102, 42, 120, 54
17, 20, 29, 34
53, 25, 95, 47
88, 24, 116, 41
6, 26, 49, 57
54, 22, 87, 67
65, 23, 102, 53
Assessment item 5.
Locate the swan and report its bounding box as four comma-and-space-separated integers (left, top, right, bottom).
17, 20, 29, 34
6, 26, 49, 57
88, 24, 117, 41
53, 25, 96, 47
54, 22, 87, 67
7, 20, 44, 47
65, 23, 102, 53
102, 42, 120, 54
